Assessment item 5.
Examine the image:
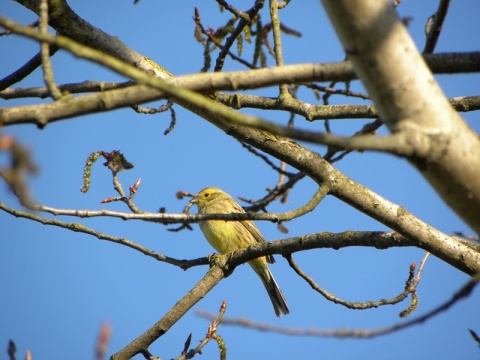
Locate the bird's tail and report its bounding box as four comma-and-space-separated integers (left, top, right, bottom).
253, 262, 289, 317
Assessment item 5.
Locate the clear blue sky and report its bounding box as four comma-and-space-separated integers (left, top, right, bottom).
1, 1, 480, 359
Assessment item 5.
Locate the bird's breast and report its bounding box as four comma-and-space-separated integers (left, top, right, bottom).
199, 220, 247, 254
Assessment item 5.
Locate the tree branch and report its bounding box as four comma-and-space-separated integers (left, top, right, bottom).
111, 266, 225, 360
423, 0, 451, 54
0, 43, 59, 91
0, 201, 207, 269
321, 0, 480, 233
196, 272, 479, 338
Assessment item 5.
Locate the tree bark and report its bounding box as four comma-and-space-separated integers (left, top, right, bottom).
321, 0, 480, 234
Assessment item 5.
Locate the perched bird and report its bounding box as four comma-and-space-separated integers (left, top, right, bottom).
189, 187, 289, 317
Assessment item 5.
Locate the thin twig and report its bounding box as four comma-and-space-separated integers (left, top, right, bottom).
0, 201, 207, 269
211, 1, 265, 72
0, 80, 133, 99
175, 301, 228, 360
193, 10, 257, 70
196, 272, 480, 338
269, 0, 289, 97
423, 0, 451, 54
286, 254, 427, 311
0, 44, 58, 92
216, 0, 250, 21
238, 141, 295, 176
39, 0, 63, 100
306, 82, 370, 100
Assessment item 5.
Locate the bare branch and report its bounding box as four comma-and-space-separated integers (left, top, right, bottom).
286, 254, 426, 311
269, 0, 289, 97
197, 272, 480, 338
39, 0, 62, 100
423, 0, 451, 54
0, 80, 134, 99
0, 201, 208, 269
0, 44, 59, 91
321, 0, 480, 233
111, 266, 225, 360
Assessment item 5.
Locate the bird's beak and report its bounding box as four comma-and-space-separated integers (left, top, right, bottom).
189, 196, 198, 205
183, 196, 197, 213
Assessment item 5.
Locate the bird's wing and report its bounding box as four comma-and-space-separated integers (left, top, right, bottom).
240, 220, 276, 264
231, 201, 276, 264
230, 200, 267, 244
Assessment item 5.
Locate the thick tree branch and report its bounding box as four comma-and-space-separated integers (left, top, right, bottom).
215, 93, 480, 120
1, 52, 478, 100
2, 82, 478, 126
321, 0, 480, 234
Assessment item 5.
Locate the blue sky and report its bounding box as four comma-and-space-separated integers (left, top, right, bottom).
1, 1, 480, 359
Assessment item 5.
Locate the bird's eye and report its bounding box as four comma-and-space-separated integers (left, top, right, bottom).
204, 193, 209, 198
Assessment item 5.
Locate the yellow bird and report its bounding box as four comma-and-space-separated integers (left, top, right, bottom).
189, 187, 289, 317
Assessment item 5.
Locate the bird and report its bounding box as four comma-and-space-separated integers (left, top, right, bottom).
189, 187, 289, 317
